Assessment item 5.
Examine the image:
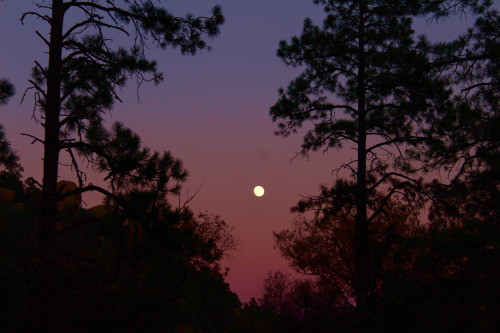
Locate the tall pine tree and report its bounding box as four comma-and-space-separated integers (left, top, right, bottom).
270, 0, 449, 323
21, 1, 224, 237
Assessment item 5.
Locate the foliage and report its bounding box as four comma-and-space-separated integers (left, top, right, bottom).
81, 121, 188, 203
275, 199, 415, 307
411, 0, 500, 227
270, 2, 498, 329
0, 78, 15, 105
236, 298, 275, 333
0, 79, 22, 176
264, 205, 498, 332
192, 212, 239, 266
375, 219, 499, 332
1, 73, 240, 331
258, 270, 355, 333
0, 125, 21, 175
0, 171, 241, 332
269, 0, 449, 314
19, 0, 225, 232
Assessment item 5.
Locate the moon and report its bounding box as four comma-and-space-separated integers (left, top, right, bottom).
253, 186, 265, 197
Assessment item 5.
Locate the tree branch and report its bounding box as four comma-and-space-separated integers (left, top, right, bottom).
21, 133, 44, 145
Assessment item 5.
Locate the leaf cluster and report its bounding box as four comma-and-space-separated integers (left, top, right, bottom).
0, 78, 15, 106
81, 121, 187, 205
0, 79, 21, 174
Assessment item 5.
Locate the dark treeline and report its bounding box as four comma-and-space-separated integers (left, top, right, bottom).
0, 0, 498, 331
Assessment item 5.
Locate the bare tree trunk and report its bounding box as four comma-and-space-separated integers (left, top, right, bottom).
354, 1, 370, 322
41, 0, 65, 238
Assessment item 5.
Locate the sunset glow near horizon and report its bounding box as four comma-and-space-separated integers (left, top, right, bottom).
0, 0, 470, 302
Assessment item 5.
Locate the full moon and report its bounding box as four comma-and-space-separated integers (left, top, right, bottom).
253, 186, 265, 197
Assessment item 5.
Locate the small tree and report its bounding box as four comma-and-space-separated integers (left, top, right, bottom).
260, 270, 346, 332
274, 198, 415, 308
20, 0, 224, 236
80, 121, 238, 274
82, 120, 189, 206
270, 0, 449, 319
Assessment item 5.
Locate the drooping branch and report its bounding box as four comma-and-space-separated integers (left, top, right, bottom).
366, 135, 427, 155
58, 183, 126, 207
66, 147, 86, 189
21, 133, 45, 145
27, 80, 47, 98
367, 171, 420, 196
21, 11, 51, 24
63, 15, 129, 40
178, 177, 204, 212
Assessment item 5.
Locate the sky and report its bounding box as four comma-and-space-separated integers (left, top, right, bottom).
0, 0, 472, 302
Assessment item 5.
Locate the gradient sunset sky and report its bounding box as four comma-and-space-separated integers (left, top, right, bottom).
0, 0, 470, 302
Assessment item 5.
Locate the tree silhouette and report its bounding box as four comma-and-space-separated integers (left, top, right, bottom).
0, 125, 20, 174
20, 1, 224, 237
270, 0, 449, 322
78, 121, 240, 273
414, 0, 499, 226
259, 270, 359, 333
0, 194, 241, 331
0, 78, 15, 106
383, 4, 500, 329
273, 198, 416, 327
0, 78, 21, 174
0, 124, 241, 330
78, 120, 188, 205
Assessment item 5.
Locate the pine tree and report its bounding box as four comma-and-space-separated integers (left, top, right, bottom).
20, 1, 224, 237
270, 0, 449, 323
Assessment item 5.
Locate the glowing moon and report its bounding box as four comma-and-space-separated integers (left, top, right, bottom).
253, 186, 265, 197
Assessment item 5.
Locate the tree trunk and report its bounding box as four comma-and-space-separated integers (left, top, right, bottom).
41, 0, 65, 238
354, 0, 370, 321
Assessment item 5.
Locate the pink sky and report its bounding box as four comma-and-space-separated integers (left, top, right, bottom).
0, 0, 470, 302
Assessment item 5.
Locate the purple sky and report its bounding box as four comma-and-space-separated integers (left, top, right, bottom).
0, 0, 471, 302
